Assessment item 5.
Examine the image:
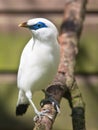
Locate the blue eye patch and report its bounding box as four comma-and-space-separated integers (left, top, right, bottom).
28, 22, 48, 30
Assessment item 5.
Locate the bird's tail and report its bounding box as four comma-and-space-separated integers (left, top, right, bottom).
16, 90, 29, 116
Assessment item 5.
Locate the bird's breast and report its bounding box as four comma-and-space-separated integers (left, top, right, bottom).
17, 39, 60, 92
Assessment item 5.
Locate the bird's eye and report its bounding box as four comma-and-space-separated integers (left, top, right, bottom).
37, 23, 42, 28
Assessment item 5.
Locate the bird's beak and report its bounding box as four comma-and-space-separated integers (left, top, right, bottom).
18, 22, 28, 28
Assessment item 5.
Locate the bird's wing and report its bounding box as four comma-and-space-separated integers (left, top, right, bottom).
17, 38, 34, 88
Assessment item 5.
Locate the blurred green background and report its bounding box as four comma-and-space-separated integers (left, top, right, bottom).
0, 0, 98, 130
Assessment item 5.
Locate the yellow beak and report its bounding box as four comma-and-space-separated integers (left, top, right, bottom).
18, 22, 28, 27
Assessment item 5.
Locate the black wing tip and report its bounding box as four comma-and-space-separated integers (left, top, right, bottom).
16, 104, 29, 116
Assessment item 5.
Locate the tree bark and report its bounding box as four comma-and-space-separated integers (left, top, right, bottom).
33, 0, 87, 130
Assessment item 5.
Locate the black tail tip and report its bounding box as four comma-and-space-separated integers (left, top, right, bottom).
16, 104, 29, 116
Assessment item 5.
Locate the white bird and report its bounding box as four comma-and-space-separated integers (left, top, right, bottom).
16, 18, 60, 118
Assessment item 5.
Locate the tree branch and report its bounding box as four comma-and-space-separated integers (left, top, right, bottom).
33, 0, 87, 130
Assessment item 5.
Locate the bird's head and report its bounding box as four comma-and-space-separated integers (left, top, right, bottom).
19, 18, 58, 41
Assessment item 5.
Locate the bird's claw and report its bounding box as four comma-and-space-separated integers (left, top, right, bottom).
33, 109, 49, 122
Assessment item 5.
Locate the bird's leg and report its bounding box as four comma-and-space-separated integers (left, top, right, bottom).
25, 91, 39, 114
28, 97, 40, 114
25, 91, 49, 121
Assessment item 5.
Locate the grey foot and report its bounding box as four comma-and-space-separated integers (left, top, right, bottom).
33, 109, 50, 122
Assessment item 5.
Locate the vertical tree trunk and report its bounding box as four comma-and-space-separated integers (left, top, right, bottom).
33, 0, 87, 130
